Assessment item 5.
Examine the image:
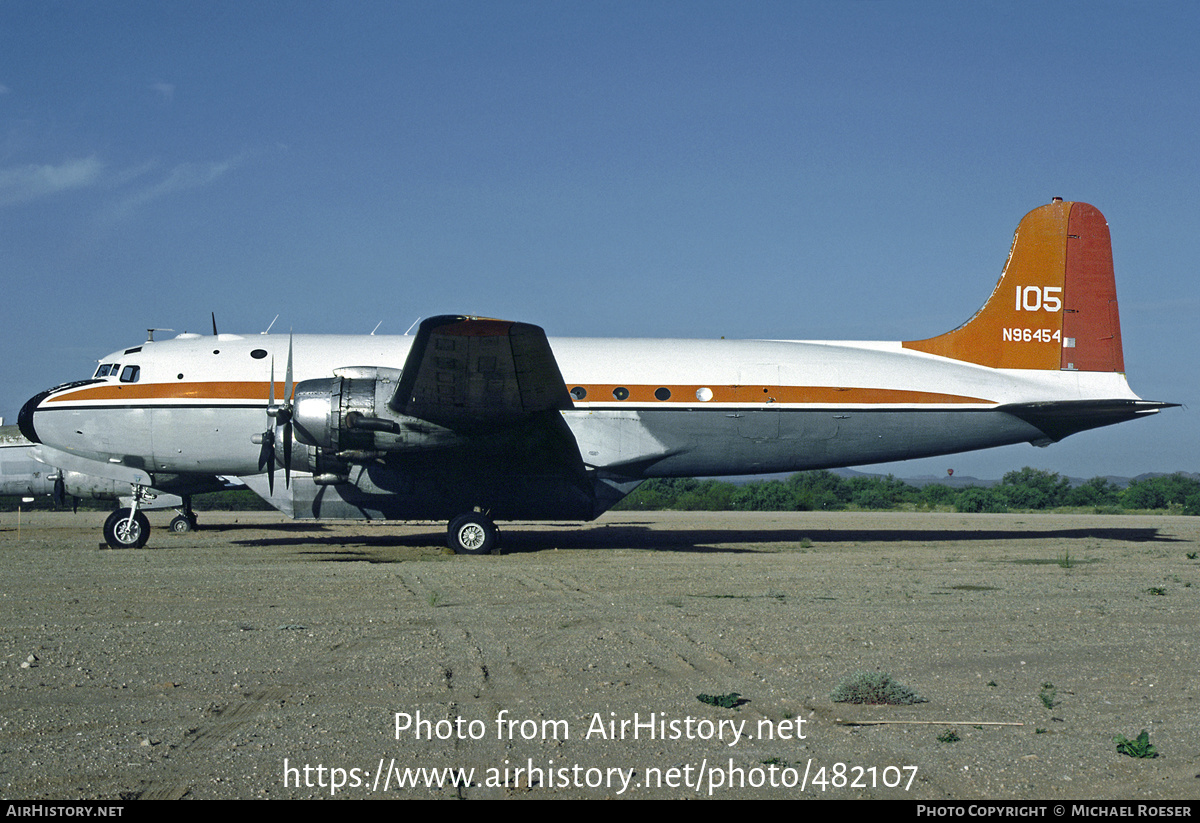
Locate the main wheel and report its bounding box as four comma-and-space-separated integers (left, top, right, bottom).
103, 509, 150, 549
447, 514, 497, 555
169, 515, 193, 533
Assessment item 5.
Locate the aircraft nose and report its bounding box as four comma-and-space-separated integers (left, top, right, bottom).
17, 390, 50, 444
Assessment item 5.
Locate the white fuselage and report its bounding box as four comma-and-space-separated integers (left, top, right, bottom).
26, 331, 1140, 481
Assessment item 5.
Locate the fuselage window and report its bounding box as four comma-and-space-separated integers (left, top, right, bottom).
119, 365, 141, 383
613, 387, 629, 401
569, 386, 587, 401
654, 387, 671, 401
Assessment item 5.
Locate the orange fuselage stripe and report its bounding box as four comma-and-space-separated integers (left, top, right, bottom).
573, 384, 990, 404
49, 381, 993, 406
49, 381, 286, 402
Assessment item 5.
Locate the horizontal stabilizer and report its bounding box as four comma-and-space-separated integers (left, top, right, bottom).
1000, 399, 1177, 443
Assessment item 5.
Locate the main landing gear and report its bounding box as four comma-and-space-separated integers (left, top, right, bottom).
169, 513, 197, 533
447, 512, 498, 555
169, 497, 199, 533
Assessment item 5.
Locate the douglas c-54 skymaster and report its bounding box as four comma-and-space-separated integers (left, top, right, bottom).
18, 200, 1174, 552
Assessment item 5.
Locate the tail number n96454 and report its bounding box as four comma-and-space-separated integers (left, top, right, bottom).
1015, 286, 1062, 312
1003, 327, 1061, 343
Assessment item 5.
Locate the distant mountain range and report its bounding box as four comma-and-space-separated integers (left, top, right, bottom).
720, 467, 1200, 489
828, 467, 1200, 489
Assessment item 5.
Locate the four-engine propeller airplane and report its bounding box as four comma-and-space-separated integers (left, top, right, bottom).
18, 200, 1174, 552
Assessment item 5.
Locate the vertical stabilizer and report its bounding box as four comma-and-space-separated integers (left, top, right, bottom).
903, 200, 1124, 372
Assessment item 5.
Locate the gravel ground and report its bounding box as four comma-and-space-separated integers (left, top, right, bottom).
1, 509, 1197, 800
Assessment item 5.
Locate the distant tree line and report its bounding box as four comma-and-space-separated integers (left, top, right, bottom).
5, 470, 1198, 515
612, 468, 1200, 515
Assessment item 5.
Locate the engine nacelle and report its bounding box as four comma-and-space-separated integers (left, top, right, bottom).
290, 367, 465, 462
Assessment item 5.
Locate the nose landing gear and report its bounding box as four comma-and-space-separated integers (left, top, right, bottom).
100, 483, 163, 549
103, 508, 149, 549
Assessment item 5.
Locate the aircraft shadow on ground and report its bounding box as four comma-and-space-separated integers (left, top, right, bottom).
227, 522, 1182, 562
197, 521, 335, 534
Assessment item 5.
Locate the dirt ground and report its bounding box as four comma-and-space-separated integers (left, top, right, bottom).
0, 508, 1196, 800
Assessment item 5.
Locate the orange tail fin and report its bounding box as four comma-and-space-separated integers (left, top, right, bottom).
903, 200, 1124, 372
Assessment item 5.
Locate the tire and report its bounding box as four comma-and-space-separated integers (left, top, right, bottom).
169, 515, 193, 534
103, 509, 150, 549
447, 513, 497, 555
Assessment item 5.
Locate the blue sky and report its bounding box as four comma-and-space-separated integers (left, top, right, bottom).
2, 1, 1196, 480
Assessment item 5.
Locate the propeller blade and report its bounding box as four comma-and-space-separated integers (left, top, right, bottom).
256, 428, 276, 494
266, 438, 276, 495
283, 420, 293, 489
261, 355, 278, 494
256, 432, 271, 470
285, 332, 294, 408
284, 333, 297, 487
259, 332, 297, 492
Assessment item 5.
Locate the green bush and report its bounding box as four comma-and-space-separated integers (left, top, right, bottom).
612, 470, 1199, 515
830, 671, 927, 705
1122, 474, 1200, 511
997, 467, 1070, 509
1114, 730, 1157, 758
953, 487, 1008, 513
1064, 477, 1122, 508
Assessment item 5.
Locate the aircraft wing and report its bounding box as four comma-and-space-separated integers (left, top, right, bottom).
388, 315, 574, 432
241, 316, 596, 523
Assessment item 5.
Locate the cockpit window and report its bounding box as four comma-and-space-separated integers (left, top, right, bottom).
119, 365, 140, 383
94, 363, 119, 378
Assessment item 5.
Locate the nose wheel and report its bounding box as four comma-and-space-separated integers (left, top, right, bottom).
447, 513, 498, 555
103, 509, 150, 549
